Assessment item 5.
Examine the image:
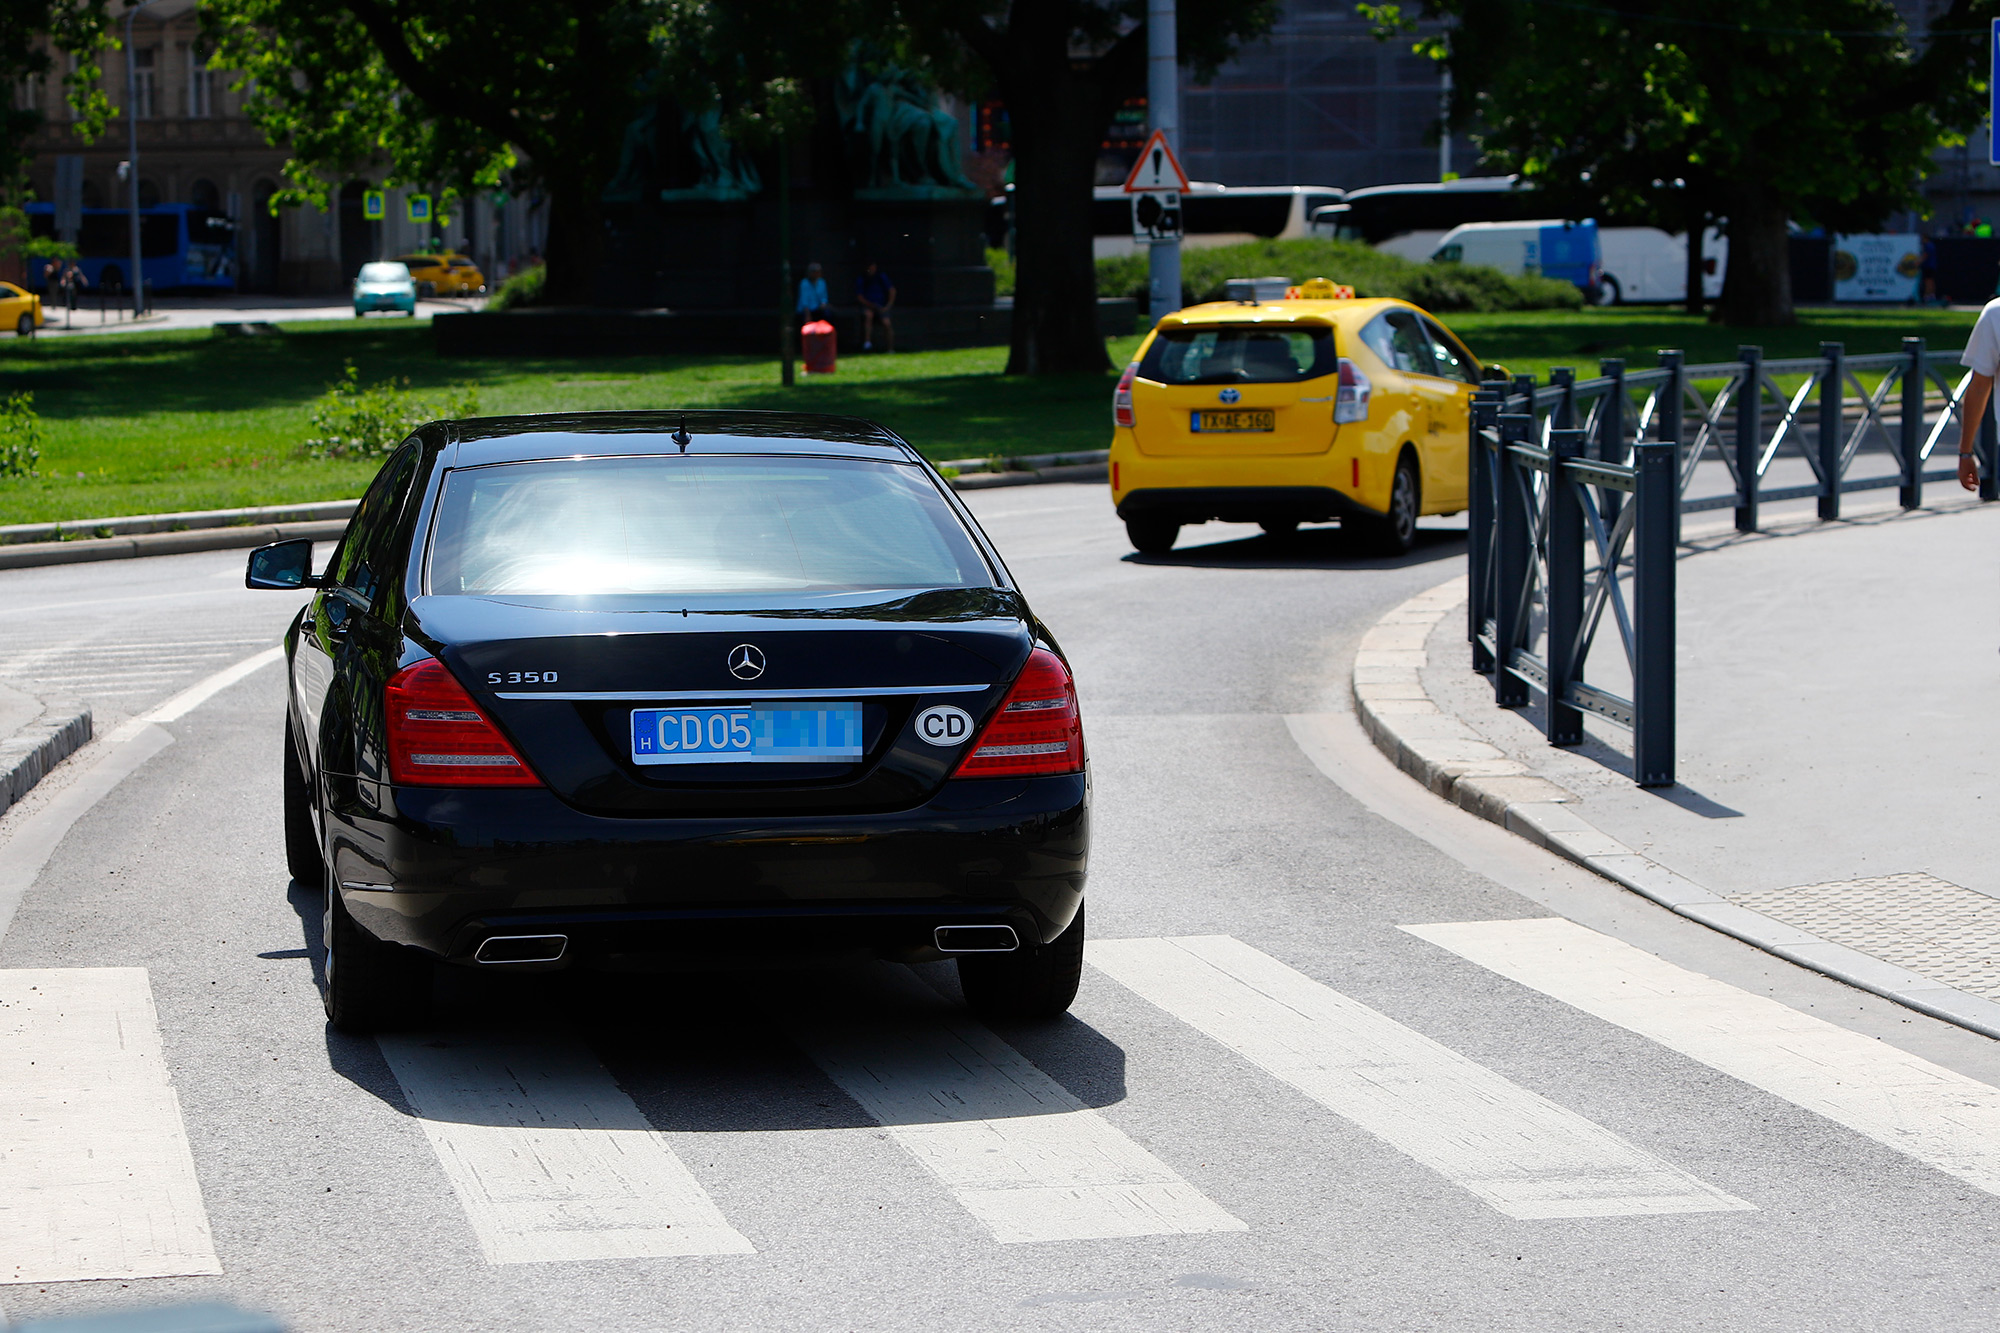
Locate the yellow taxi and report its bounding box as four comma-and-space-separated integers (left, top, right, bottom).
1109, 282, 1490, 555
393, 252, 486, 297
1, 281, 45, 338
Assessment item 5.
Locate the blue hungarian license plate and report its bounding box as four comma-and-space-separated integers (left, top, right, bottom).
630, 704, 864, 765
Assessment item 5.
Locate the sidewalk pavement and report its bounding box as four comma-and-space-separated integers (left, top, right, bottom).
1357, 494, 2000, 1037
0, 680, 90, 819
27, 292, 482, 338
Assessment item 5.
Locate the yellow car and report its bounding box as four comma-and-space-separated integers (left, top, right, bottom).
1, 281, 45, 338
393, 252, 486, 298
1110, 292, 1488, 555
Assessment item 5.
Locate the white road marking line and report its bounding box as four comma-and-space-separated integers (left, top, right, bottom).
792, 974, 1246, 1244
0, 969, 220, 1283
1089, 936, 1752, 1220
1406, 917, 2000, 1198
377, 1033, 755, 1263
141, 647, 282, 724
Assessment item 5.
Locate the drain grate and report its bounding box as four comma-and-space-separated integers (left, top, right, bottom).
1729, 872, 2000, 999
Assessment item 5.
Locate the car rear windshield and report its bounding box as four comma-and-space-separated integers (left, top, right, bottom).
425, 455, 993, 597
1137, 324, 1335, 385
358, 263, 409, 282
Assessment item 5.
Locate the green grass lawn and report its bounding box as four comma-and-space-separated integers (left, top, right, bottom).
0, 304, 1980, 526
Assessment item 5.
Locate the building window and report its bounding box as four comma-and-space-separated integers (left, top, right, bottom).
132, 48, 156, 120
186, 44, 211, 118
66, 55, 82, 121
14, 75, 40, 113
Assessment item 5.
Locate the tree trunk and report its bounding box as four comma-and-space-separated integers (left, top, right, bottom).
1715, 183, 1793, 327
1683, 211, 1705, 317
995, 56, 1112, 374
538, 184, 606, 307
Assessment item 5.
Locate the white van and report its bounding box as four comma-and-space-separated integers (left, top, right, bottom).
1431, 219, 1602, 295
1595, 227, 1727, 304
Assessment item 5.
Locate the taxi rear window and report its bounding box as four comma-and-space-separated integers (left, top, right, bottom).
1137, 325, 1335, 385
425, 454, 992, 597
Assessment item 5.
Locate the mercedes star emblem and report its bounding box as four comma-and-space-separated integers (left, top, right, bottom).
728, 644, 766, 680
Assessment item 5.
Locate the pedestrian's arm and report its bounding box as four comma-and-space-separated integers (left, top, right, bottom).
883, 283, 896, 311
1959, 371, 1993, 491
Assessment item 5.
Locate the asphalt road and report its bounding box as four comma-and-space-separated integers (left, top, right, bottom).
1, 485, 1998, 1332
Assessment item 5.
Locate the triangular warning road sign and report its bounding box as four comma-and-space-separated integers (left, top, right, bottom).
1123, 130, 1191, 193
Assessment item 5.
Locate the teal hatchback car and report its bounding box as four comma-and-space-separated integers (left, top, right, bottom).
353, 261, 417, 318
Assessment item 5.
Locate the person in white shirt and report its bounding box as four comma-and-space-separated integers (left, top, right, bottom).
1957, 296, 2000, 490
797, 262, 829, 323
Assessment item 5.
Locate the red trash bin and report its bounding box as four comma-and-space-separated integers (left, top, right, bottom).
801, 319, 837, 374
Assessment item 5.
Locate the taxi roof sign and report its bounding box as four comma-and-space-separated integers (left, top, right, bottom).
1287, 278, 1354, 300
1123, 130, 1190, 193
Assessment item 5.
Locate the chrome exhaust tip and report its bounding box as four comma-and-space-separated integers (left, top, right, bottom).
934, 924, 1020, 954
474, 934, 568, 965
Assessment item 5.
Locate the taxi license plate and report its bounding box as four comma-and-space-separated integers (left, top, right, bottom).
1192, 409, 1275, 433
630, 703, 863, 765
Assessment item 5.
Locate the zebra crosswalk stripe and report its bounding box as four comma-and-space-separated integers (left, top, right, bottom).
1089, 935, 1754, 1220
1405, 917, 2000, 1198
792, 968, 1247, 1244
0, 969, 221, 1284
377, 1032, 756, 1263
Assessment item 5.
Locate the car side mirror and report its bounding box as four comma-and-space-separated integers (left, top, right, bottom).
246, 539, 321, 590
1481, 363, 1511, 382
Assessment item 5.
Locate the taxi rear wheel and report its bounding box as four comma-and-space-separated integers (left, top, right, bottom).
1125, 517, 1179, 554
959, 903, 1085, 1021
1357, 455, 1420, 556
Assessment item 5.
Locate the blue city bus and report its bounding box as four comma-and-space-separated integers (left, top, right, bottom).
24, 202, 236, 293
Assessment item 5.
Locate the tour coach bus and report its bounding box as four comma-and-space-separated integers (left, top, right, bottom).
1087, 184, 1347, 259
25, 201, 236, 294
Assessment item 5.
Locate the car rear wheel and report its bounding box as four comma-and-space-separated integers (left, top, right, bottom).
15, 314, 32, 337
282, 719, 324, 886
1125, 517, 1179, 555
1356, 455, 1420, 556
322, 866, 431, 1033
417, 280, 435, 298
959, 902, 1085, 1021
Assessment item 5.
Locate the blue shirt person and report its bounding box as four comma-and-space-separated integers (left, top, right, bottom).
854, 261, 896, 352
797, 262, 829, 321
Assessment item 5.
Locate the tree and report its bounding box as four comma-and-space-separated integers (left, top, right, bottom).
0, 0, 116, 190
891, 0, 1277, 373
203, 0, 665, 303
1368, 0, 1997, 326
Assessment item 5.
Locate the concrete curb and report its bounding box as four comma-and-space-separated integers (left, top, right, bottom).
0, 520, 353, 572
1353, 574, 2000, 1043
0, 456, 1107, 572
0, 704, 92, 819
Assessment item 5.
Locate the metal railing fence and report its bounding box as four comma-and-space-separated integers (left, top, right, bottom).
1466, 340, 1995, 788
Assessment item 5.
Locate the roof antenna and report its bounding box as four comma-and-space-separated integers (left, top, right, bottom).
673, 416, 691, 452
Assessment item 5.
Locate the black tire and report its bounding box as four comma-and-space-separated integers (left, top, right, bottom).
283, 719, 324, 886
1356, 455, 1420, 556
1594, 274, 1622, 307
1125, 517, 1180, 555
959, 903, 1085, 1021
1259, 518, 1299, 538
417, 280, 436, 298
15, 313, 32, 337
322, 864, 432, 1033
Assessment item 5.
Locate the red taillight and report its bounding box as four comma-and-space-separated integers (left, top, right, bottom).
953, 647, 1084, 779
1335, 356, 1372, 424
1113, 363, 1138, 428
385, 658, 541, 787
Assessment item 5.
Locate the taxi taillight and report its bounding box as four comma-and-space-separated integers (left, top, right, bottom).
385, 658, 541, 787
1113, 363, 1138, 428
953, 648, 1084, 779
1335, 356, 1372, 424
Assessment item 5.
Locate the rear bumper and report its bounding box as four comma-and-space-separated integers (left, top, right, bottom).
325, 772, 1088, 966
1116, 485, 1381, 525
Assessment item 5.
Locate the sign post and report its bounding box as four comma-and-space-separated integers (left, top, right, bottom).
362, 190, 386, 222
1125, 128, 1190, 320
1143, 0, 1182, 322
1990, 19, 1999, 167
407, 194, 432, 227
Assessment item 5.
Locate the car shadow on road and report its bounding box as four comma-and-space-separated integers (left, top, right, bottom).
1127, 523, 1467, 571
285, 883, 1133, 1133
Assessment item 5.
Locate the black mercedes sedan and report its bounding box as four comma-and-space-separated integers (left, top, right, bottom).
247, 411, 1088, 1032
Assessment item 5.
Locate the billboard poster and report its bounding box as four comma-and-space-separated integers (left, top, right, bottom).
1832, 234, 1921, 302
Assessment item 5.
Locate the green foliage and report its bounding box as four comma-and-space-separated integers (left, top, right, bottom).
303, 361, 479, 460
1375, 0, 2000, 324
0, 0, 116, 185
986, 248, 1015, 298
1095, 239, 1583, 313
1, 392, 43, 480
485, 264, 546, 312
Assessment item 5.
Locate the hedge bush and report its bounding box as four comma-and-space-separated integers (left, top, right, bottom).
1095, 237, 1584, 313
485, 263, 546, 312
